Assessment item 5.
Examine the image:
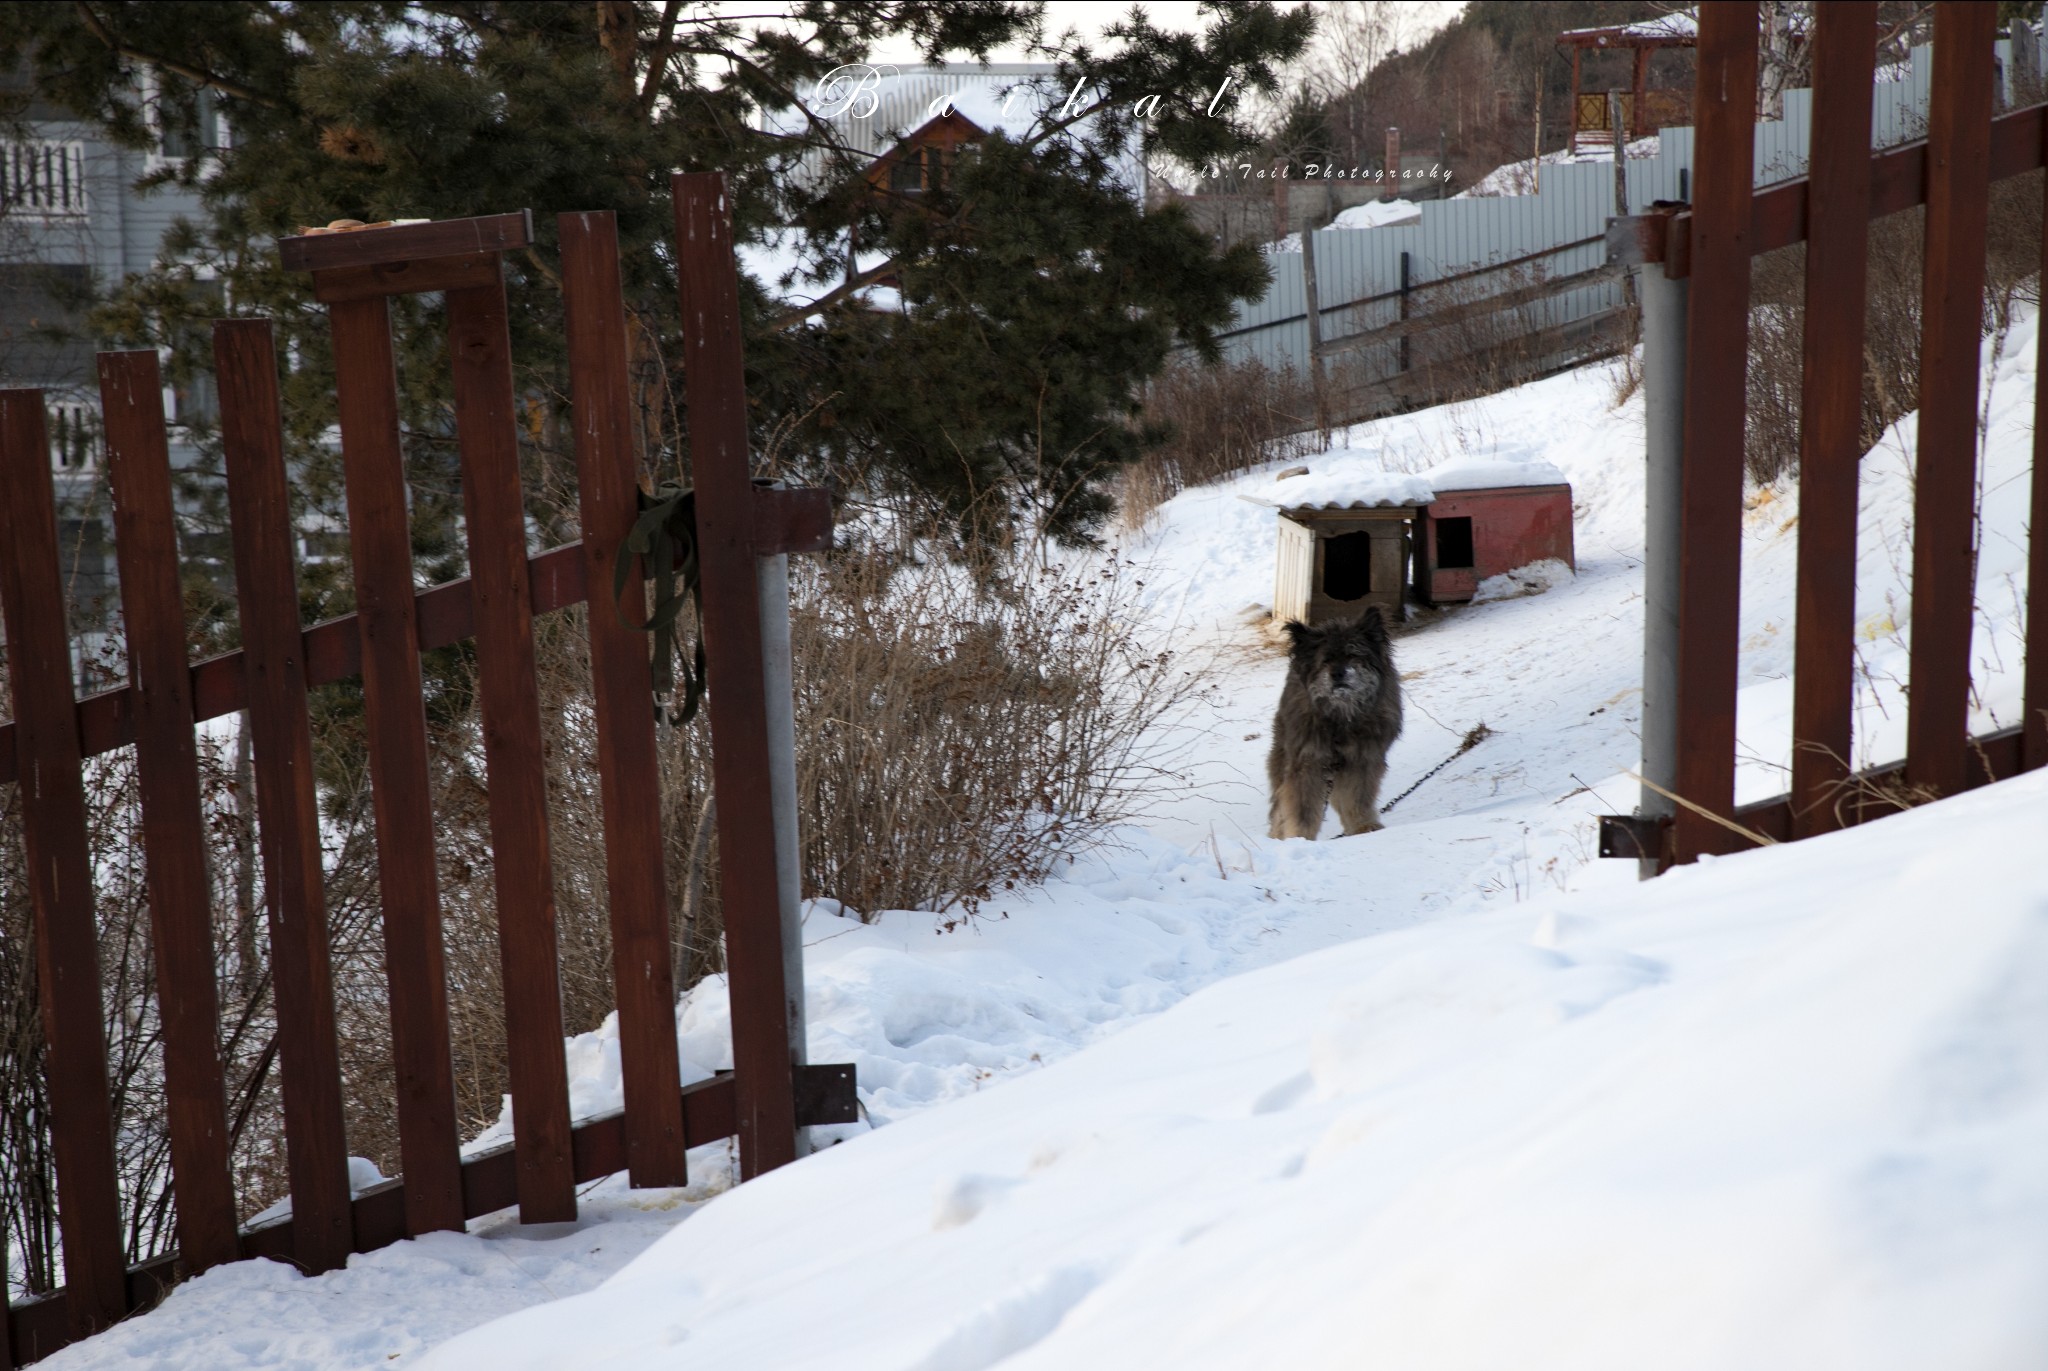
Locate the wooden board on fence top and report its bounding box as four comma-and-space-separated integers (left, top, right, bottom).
0, 392, 132, 1337
278, 210, 532, 272
310, 249, 502, 303
96, 351, 244, 1275
215, 321, 358, 1274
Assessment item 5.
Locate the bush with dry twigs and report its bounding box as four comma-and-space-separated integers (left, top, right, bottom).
1122, 356, 1316, 527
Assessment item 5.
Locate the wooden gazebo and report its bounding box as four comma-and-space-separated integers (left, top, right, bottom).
1559, 13, 1698, 153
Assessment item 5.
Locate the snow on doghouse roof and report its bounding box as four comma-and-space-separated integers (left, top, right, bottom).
1424, 455, 1570, 492
1240, 459, 1434, 512
1238, 450, 1569, 512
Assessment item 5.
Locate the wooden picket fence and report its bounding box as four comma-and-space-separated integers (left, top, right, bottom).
1610, 2, 2048, 868
0, 175, 853, 1367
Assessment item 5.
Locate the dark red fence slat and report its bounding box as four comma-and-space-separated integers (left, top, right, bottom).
2029, 123, 2048, 772
324, 298, 467, 1237
1905, 2, 1997, 800
673, 172, 801, 1179
1788, 4, 1878, 837
559, 210, 688, 1187
445, 269, 577, 1223
95, 353, 241, 1274
1671, 3, 1759, 863
0, 392, 130, 1335
213, 323, 355, 1273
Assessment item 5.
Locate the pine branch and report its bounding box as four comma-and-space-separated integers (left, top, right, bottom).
767, 252, 902, 331
72, 1, 289, 110
639, 0, 685, 116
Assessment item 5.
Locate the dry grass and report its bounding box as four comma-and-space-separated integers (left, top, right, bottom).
1121, 356, 1316, 527
789, 547, 1212, 921
1744, 169, 2043, 485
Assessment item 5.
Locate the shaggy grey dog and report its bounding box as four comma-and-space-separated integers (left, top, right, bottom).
1266, 606, 1404, 840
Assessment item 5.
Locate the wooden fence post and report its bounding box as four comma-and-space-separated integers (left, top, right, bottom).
1788, 2, 1878, 836
1299, 188, 1332, 447
214, 323, 358, 1271
321, 295, 475, 1236
558, 210, 690, 1188
1670, 1, 1758, 864
1905, 1, 1997, 799
0, 391, 130, 1334
96, 352, 241, 1274
445, 261, 579, 1224
2028, 96, 2048, 773
672, 171, 801, 1180
1397, 251, 1412, 374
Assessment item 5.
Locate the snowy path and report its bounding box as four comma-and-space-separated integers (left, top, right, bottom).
39, 315, 2046, 1368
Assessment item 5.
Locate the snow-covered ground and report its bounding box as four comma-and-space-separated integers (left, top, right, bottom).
41, 309, 2045, 1369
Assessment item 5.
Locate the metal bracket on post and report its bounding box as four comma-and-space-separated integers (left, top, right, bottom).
1598, 813, 1672, 863
1606, 204, 1688, 877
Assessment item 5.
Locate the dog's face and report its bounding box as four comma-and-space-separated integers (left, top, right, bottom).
1283, 607, 1393, 716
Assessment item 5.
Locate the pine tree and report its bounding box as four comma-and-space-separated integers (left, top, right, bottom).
0, 1, 1312, 558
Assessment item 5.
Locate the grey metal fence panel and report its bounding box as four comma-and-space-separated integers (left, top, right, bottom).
1210, 36, 1966, 377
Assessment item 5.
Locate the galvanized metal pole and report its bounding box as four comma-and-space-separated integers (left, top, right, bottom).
1635, 218, 1687, 878
754, 519, 810, 1155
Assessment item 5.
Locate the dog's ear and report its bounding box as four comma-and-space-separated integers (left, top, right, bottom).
1282, 619, 1319, 652
1356, 604, 1390, 646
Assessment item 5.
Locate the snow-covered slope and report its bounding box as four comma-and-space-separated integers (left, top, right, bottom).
419, 764, 2048, 1371
40, 308, 2045, 1370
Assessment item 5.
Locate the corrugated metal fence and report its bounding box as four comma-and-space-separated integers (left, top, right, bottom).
1213, 31, 2040, 381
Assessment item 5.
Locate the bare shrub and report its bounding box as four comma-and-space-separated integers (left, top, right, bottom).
1123, 357, 1315, 527
1744, 241, 1809, 483
789, 547, 1212, 921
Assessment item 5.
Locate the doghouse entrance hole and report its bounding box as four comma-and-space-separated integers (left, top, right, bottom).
1322, 530, 1374, 601
1434, 516, 1475, 570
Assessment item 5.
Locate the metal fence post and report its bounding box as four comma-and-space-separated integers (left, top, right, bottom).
1637, 246, 1687, 877
1606, 209, 1686, 876
755, 523, 810, 1156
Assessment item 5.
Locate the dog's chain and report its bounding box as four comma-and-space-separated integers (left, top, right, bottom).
1379, 722, 1495, 815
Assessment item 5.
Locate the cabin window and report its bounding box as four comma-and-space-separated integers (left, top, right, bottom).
890, 145, 929, 194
